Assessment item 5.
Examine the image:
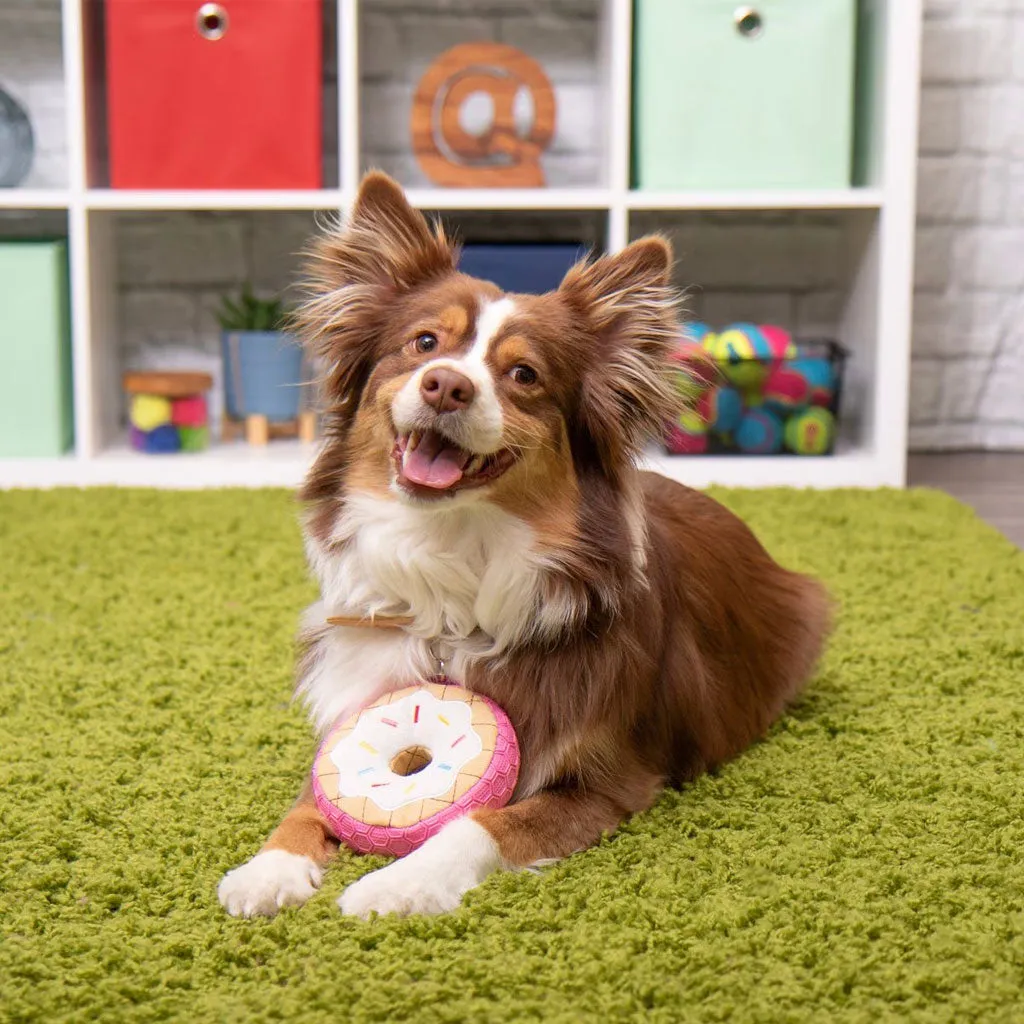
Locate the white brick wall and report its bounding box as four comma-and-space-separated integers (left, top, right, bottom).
911, 0, 1024, 451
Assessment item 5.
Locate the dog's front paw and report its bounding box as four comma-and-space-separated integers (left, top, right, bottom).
218, 849, 322, 918
338, 858, 469, 918
337, 818, 503, 919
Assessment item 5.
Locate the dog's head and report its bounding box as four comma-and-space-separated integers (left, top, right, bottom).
297, 173, 688, 514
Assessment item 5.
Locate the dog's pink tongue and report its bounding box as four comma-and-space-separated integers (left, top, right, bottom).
403, 432, 467, 489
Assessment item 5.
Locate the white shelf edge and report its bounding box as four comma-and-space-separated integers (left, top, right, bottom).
627, 188, 884, 211
0, 190, 71, 210
54, 187, 887, 215
641, 446, 894, 489
84, 189, 347, 211
2, 443, 894, 491
0, 454, 81, 489
605, 0, 632, 251
869, 0, 924, 489
0, 440, 318, 490
339, 0, 361, 194
82, 188, 607, 213
404, 188, 613, 211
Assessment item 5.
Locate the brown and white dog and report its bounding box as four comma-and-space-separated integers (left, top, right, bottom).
217, 172, 831, 919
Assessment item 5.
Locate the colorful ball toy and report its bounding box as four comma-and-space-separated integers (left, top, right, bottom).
789, 356, 835, 407
673, 327, 720, 400
699, 385, 743, 434
759, 325, 798, 361
682, 321, 712, 346
130, 394, 172, 432
784, 407, 835, 455
703, 326, 761, 390
312, 681, 520, 857
679, 408, 708, 434
179, 426, 210, 452
672, 350, 715, 404
665, 424, 708, 454
144, 424, 182, 454
170, 394, 208, 428
762, 365, 811, 413
704, 323, 796, 391
665, 407, 710, 454
735, 409, 784, 454
124, 371, 212, 454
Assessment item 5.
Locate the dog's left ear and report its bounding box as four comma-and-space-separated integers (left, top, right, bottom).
559, 236, 681, 475
294, 172, 457, 422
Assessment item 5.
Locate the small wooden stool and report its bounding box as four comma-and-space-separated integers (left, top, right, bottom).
222, 411, 318, 447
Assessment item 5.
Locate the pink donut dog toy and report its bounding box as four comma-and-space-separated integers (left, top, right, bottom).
311, 681, 520, 857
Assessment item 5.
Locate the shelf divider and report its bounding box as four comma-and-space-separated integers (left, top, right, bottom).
627, 189, 884, 211
339, 0, 361, 198
0, 191, 71, 210
84, 189, 346, 210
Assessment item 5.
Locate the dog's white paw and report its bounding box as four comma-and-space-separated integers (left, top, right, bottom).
338, 817, 503, 919
218, 849, 322, 918
338, 858, 468, 918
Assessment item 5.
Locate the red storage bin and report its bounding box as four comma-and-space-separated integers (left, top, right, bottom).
105, 0, 323, 189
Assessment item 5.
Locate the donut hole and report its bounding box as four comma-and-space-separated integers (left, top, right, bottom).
390, 745, 432, 777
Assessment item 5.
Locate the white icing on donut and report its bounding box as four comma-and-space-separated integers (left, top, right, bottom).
331, 689, 484, 812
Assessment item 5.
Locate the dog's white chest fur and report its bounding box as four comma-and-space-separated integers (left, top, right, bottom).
312, 493, 552, 643
299, 493, 565, 733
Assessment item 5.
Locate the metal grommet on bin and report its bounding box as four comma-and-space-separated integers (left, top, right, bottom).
196, 2, 229, 40
734, 6, 764, 39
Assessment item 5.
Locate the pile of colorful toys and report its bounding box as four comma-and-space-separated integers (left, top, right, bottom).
666, 323, 846, 456
123, 371, 213, 454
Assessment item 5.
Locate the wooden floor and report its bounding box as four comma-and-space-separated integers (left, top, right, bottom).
908, 453, 1024, 548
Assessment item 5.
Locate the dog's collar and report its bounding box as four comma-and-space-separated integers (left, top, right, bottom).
326, 614, 415, 629
326, 614, 453, 675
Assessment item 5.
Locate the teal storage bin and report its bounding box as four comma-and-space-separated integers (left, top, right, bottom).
0, 240, 73, 457
633, 0, 856, 190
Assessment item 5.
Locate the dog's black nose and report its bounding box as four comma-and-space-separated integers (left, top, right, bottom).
421, 367, 476, 413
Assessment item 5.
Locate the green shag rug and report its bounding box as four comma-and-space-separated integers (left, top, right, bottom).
2, 488, 1024, 1023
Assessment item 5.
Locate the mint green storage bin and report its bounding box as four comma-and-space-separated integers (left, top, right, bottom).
633, 0, 856, 190
0, 240, 73, 457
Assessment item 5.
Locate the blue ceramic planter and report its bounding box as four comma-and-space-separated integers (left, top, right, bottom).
220, 330, 306, 422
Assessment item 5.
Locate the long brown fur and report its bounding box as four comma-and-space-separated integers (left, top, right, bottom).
277, 171, 831, 874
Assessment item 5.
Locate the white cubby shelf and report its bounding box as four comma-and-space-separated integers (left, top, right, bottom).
0, 0, 923, 490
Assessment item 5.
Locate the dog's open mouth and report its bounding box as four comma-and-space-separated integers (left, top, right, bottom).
392, 430, 516, 496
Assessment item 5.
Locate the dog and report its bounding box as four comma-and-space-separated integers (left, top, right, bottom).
217, 172, 831, 919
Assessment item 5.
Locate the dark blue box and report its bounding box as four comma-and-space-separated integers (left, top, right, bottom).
458, 244, 585, 295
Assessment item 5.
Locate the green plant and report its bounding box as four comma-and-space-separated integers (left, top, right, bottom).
215, 284, 288, 332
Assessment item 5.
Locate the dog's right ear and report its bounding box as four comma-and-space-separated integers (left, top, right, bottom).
295, 172, 457, 419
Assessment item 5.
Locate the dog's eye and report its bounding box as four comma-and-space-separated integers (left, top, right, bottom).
509, 364, 538, 386
413, 333, 438, 354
